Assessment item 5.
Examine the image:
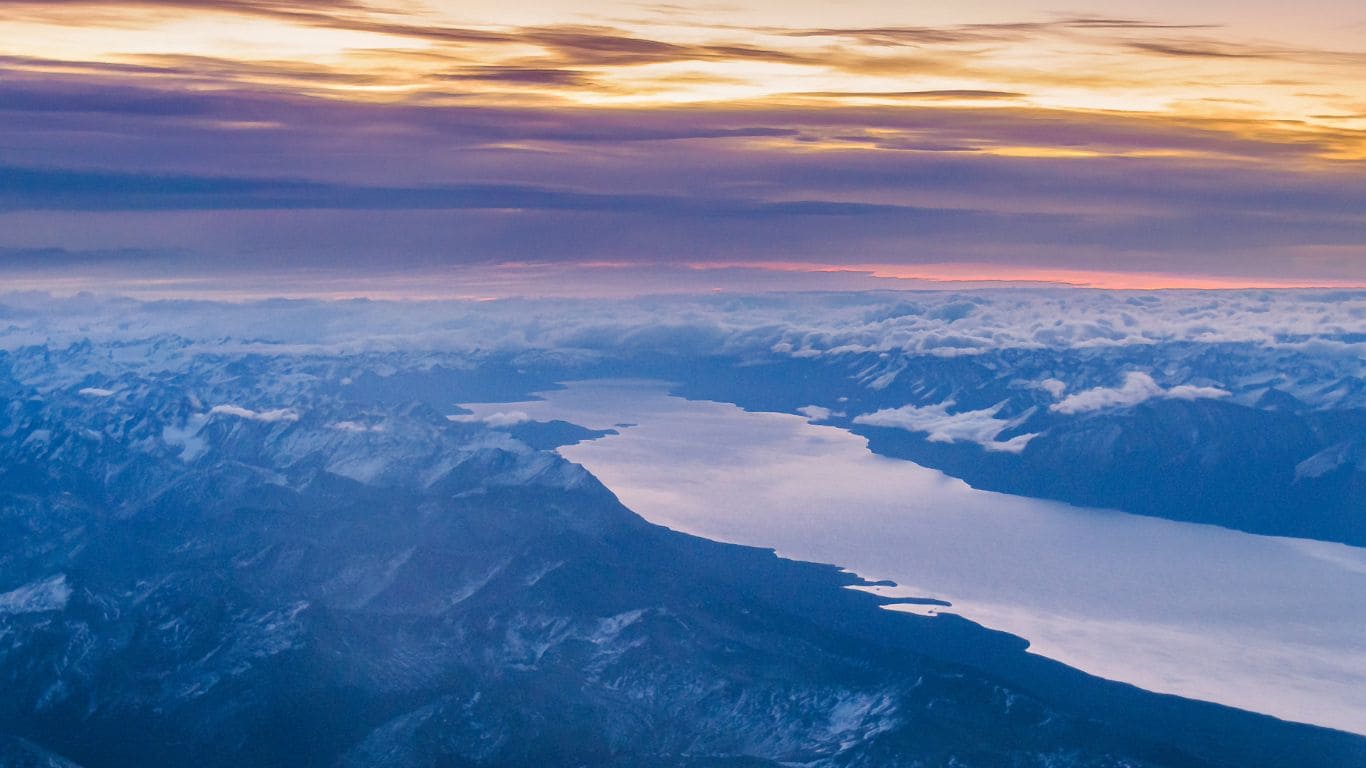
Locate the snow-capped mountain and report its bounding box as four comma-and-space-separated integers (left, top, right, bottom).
1, 337, 1362, 767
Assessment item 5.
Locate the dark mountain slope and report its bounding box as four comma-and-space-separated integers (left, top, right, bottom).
0, 353, 1361, 767
599, 350, 1366, 545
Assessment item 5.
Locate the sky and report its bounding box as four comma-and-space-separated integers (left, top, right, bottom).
1, 0, 1364, 295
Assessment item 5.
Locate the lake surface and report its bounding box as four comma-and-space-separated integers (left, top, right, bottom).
461, 379, 1366, 734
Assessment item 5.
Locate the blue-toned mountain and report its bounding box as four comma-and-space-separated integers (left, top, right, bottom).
0, 346, 1362, 767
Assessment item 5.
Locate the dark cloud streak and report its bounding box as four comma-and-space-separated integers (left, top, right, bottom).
438, 66, 595, 87
0, 165, 912, 217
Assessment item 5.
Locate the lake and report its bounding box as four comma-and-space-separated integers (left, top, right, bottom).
460, 379, 1366, 735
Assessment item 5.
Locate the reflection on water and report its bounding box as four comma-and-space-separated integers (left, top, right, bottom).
461, 379, 1366, 735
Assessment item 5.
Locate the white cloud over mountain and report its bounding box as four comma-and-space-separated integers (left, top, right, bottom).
1050, 373, 1230, 415
209, 405, 300, 423
797, 405, 838, 422
854, 400, 1038, 453
481, 411, 532, 427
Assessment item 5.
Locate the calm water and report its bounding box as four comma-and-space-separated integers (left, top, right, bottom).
462, 380, 1366, 734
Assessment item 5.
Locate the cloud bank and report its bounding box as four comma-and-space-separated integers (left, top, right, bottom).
1, 289, 1361, 411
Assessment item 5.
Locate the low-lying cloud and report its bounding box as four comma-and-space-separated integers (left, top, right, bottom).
1050, 372, 1230, 414
209, 404, 301, 422
854, 400, 1038, 453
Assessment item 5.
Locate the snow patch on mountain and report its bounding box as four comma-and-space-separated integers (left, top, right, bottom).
162, 414, 209, 462
0, 574, 71, 614
1295, 440, 1366, 481
329, 420, 386, 433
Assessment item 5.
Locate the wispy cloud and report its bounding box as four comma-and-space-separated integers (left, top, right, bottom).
209, 404, 300, 422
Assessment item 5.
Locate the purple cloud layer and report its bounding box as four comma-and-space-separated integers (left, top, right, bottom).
0, 10, 1363, 286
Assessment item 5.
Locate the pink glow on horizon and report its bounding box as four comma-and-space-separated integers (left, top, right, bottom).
4, 260, 1362, 301
686, 261, 1366, 291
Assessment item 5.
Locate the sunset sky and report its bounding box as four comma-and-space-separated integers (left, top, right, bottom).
2, 0, 1364, 294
